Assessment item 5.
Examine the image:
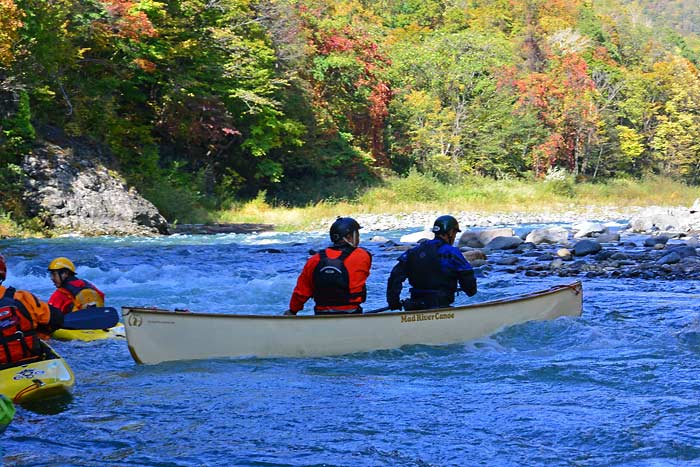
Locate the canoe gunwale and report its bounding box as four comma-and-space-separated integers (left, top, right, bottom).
122, 280, 582, 319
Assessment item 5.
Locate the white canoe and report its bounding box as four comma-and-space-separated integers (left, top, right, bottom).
123, 281, 582, 364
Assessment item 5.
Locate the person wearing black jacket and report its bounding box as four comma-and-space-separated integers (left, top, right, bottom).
387, 215, 477, 311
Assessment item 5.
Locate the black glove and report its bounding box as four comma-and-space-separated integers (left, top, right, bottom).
388, 299, 403, 311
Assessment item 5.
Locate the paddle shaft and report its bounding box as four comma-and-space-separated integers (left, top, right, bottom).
364, 306, 390, 314
371, 288, 474, 313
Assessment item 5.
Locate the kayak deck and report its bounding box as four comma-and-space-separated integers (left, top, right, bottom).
0, 342, 75, 404
52, 323, 126, 342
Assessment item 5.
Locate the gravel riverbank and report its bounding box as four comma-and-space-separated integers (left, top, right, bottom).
335, 205, 647, 232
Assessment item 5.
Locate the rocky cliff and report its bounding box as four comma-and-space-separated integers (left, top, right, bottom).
22, 131, 168, 236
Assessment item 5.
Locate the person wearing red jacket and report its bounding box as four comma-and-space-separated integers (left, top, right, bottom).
0, 254, 63, 366
286, 217, 372, 315
47, 257, 105, 314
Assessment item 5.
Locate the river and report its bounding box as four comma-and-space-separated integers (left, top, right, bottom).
1, 225, 700, 466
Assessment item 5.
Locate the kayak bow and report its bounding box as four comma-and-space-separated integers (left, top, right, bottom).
0, 342, 75, 404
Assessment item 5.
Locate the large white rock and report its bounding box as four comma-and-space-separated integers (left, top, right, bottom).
525, 226, 569, 244
400, 230, 433, 243
572, 221, 606, 238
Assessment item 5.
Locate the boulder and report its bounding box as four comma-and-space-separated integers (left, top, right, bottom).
573, 221, 606, 238
458, 231, 482, 248
22, 136, 168, 236
556, 248, 573, 261
666, 245, 697, 258
485, 236, 523, 250
459, 228, 514, 248
525, 226, 569, 245
644, 236, 669, 247
463, 250, 487, 262
629, 206, 700, 233
573, 239, 602, 256
595, 233, 620, 243
656, 252, 681, 265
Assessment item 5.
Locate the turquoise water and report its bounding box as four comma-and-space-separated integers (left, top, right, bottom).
1, 228, 700, 466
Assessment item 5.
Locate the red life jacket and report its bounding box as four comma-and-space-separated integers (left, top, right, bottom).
0, 287, 40, 366
312, 248, 366, 307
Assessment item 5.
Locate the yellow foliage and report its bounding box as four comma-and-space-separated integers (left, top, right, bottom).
0, 0, 24, 66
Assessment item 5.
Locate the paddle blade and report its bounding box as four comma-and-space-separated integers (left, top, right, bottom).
61, 307, 120, 330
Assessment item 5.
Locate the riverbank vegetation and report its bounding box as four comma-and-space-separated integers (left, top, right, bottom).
216, 173, 699, 231
1, 0, 699, 233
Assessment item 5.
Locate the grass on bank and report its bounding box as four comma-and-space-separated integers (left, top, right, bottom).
214, 173, 700, 232
0, 211, 40, 238
3, 173, 697, 236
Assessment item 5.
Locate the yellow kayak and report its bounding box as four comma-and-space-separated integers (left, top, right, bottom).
52, 323, 125, 342
0, 342, 75, 404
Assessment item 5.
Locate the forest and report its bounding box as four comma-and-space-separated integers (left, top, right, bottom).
1, 0, 699, 222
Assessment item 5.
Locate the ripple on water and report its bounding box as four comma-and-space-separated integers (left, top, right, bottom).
2, 235, 700, 466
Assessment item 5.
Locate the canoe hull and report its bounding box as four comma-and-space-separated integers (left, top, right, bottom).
0, 343, 75, 404
52, 323, 126, 342
124, 281, 583, 364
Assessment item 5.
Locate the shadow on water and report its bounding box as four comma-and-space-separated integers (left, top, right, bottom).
20, 392, 73, 415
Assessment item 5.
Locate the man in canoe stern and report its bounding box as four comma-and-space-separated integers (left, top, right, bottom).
386, 215, 477, 311
47, 257, 105, 314
286, 217, 372, 315
0, 254, 64, 367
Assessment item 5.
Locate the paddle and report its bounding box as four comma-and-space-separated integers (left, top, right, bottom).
364, 305, 391, 314
61, 307, 120, 330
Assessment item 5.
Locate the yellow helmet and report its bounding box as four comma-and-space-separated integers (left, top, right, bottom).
48, 257, 76, 273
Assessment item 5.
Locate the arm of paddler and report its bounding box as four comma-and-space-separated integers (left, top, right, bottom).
386, 258, 408, 310
288, 254, 320, 314
48, 288, 75, 314
458, 269, 477, 297
15, 290, 64, 332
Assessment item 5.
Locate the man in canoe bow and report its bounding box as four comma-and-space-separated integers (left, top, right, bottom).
285, 217, 372, 315
386, 215, 477, 311
0, 254, 64, 367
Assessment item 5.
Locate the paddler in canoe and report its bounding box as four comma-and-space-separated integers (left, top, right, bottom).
285, 217, 372, 315
386, 214, 477, 311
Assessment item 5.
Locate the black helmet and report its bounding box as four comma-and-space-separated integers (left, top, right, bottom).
432, 215, 461, 235
330, 217, 361, 243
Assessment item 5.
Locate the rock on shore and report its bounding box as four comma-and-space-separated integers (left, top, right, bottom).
365, 202, 700, 282
23, 134, 168, 236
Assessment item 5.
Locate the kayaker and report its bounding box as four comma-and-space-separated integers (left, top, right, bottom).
0, 254, 64, 367
386, 215, 477, 311
285, 217, 372, 315
47, 257, 105, 314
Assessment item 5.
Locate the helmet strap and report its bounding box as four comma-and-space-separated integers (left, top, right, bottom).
342, 231, 358, 248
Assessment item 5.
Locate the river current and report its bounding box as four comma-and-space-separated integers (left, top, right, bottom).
1, 224, 700, 466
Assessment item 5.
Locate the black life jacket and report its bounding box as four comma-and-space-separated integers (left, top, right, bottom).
406, 241, 455, 297
0, 287, 40, 366
312, 248, 365, 307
